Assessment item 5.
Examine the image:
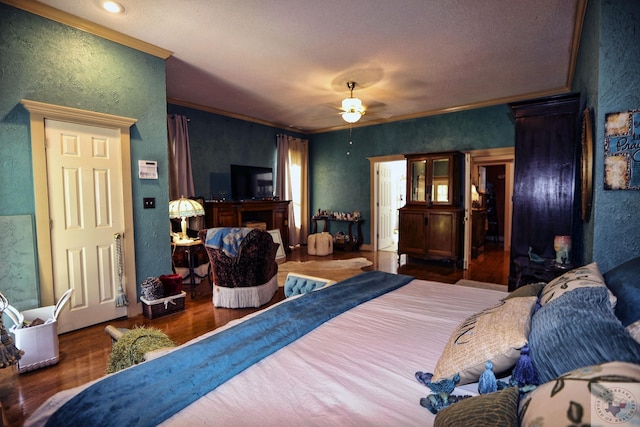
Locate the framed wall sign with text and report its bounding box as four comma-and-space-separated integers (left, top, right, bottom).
604, 109, 640, 190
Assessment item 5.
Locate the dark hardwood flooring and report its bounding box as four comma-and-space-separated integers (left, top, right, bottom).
0, 243, 508, 426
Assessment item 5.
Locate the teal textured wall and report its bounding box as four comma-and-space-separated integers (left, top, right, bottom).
0, 4, 171, 306
590, 0, 640, 271
167, 103, 304, 199
571, 0, 600, 263
309, 105, 515, 243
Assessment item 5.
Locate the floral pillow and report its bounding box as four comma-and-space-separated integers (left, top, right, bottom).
432, 294, 537, 385
519, 361, 640, 426
539, 262, 617, 308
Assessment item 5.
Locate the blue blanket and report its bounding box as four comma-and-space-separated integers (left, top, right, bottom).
204, 227, 252, 257
45, 271, 414, 427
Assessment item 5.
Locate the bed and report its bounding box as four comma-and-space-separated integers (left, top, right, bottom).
27, 256, 640, 426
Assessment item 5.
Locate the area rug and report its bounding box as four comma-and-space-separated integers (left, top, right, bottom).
454, 279, 507, 292
277, 257, 373, 286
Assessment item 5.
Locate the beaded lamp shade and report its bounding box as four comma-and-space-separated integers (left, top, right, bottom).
169, 196, 205, 239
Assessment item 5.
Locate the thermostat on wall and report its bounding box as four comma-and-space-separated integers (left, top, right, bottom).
138, 160, 158, 179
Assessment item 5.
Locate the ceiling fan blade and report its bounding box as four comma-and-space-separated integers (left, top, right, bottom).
366, 111, 393, 120
364, 100, 387, 112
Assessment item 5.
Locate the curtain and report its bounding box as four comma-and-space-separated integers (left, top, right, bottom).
167, 114, 195, 200
276, 134, 309, 247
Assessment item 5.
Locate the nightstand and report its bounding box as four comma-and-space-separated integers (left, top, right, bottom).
171, 239, 210, 298
511, 256, 574, 291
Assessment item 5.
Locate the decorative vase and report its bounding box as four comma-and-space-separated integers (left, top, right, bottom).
553, 235, 571, 265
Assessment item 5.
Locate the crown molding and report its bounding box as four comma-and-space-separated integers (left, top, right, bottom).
167, 97, 305, 134
566, 0, 588, 89
2, 0, 172, 59
306, 86, 571, 134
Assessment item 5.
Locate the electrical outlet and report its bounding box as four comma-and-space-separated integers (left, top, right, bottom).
143, 197, 155, 209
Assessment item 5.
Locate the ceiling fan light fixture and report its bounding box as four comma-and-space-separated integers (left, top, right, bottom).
341, 82, 365, 123
342, 109, 363, 123
342, 96, 363, 112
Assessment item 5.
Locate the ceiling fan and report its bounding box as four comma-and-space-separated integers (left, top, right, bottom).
340, 81, 366, 123
337, 81, 391, 125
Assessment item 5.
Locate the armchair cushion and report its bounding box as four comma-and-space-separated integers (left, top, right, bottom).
200, 228, 279, 288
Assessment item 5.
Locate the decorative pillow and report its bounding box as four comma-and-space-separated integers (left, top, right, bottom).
435, 386, 519, 427
539, 262, 616, 308
529, 286, 640, 384
503, 282, 544, 300
140, 277, 164, 301
433, 294, 537, 385
604, 256, 640, 327
519, 361, 640, 426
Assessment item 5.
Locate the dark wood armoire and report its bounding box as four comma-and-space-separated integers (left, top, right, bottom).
398, 151, 464, 265
508, 94, 582, 290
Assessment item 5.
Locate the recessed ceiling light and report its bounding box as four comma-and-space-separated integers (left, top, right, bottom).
102, 1, 124, 13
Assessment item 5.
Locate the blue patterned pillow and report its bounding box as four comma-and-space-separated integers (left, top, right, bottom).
529, 286, 640, 383
539, 262, 616, 308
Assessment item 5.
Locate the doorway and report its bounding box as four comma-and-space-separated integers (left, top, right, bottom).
484, 165, 506, 245
368, 155, 406, 252
376, 160, 406, 252
468, 147, 514, 255
22, 100, 138, 333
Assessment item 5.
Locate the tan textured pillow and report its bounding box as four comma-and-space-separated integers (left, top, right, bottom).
435, 387, 519, 427
433, 295, 537, 385
539, 262, 616, 308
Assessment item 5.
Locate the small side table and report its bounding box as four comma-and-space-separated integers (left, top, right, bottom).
311, 217, 364, 251
171, 239, 210, 299
511, 256, 574, 291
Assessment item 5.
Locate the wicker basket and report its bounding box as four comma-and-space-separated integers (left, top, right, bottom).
140, 291, 186, 319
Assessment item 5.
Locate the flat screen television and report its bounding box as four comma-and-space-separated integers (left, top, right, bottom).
230, 164, 274, 200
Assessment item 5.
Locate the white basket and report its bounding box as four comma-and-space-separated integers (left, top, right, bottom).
8, 289, 73, 373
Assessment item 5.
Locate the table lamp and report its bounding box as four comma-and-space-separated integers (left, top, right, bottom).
553, 235, 572, 265
169, 196, 204, 240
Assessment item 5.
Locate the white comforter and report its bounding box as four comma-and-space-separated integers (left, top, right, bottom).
28, 279, 507, 427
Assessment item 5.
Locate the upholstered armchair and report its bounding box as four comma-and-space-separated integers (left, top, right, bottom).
199, 227, 279, 308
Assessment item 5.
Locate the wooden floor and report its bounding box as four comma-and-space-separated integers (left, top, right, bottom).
0, 243, 509, 426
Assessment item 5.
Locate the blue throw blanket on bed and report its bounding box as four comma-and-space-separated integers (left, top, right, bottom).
45, 271, 414, 427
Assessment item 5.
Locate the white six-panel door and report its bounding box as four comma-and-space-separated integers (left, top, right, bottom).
45, 119, 128, 332
377, 163, 394, 250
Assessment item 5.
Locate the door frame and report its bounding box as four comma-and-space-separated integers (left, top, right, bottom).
464, 147, 515, 264
21, 100, 138, 313
368, 154, 405, 252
